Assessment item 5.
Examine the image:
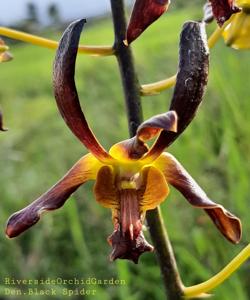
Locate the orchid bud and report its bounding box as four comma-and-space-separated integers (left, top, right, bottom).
125, 0, 170, 45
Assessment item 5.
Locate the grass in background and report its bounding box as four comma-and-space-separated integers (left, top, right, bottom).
0, 7, 250, 300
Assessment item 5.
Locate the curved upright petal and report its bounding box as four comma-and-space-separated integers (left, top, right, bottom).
144, 21, 209, 162
154, 153, 242, 244
6, 154, 102, 238
53, 19, 113, 163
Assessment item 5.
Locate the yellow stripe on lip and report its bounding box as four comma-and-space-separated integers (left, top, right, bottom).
120, 181, 137, 189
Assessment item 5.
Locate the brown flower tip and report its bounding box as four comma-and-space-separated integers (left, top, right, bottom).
209, 0, 241, 26
108, 230, 154, 264
0, 110, 8, 132
126, 0, 170, 44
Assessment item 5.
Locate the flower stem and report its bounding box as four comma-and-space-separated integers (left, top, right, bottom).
110, 0, 143, 136
110, 0, 184, 298
184, 244, 250, 298
140, 24, 226, 96
141, 75, 177, 96
0, 26, 114, 56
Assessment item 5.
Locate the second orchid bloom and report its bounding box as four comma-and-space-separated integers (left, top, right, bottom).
6, 19, 241, 263
223, 0, 250, 49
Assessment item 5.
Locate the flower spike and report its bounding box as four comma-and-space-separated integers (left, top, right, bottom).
53, 19, 113, 163
144, 21, 209, 162
6, 154, 102, 238
125, 0, 170, 45
209, 0, 241, 26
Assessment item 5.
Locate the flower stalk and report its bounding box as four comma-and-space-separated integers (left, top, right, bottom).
0, 26, 114, 56
110, 0, 184, 298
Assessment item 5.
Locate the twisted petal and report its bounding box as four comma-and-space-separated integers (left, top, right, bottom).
53, 19, 113, 163
154, 153, 242, 244
137, 111, 177, 142
109, 111, 177, 161
126, 0, 170, 44
6, 154, 102, 238
209, 0, 241, 25
144, 21, 209, 161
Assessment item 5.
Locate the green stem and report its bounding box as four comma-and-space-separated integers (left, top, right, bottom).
110, 1, 184, 299
110, 0, 142, 136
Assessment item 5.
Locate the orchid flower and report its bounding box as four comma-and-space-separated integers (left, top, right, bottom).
222, 0, 250, 48
6, 19, 242, 263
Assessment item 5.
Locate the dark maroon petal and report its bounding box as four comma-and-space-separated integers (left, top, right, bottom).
107, 188, 154, 263
154, 153, 242, 244
0, 110, 8, 131
209, 0, 241, 26
137, 111, 177, 142
126, 0, 170, 44
6, 154, 100, 238
108, 229, 154, 264
53, 19, 113, 163
144, 21, 209, 161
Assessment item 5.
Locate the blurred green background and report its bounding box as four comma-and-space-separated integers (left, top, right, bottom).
0, 4, 250, 300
